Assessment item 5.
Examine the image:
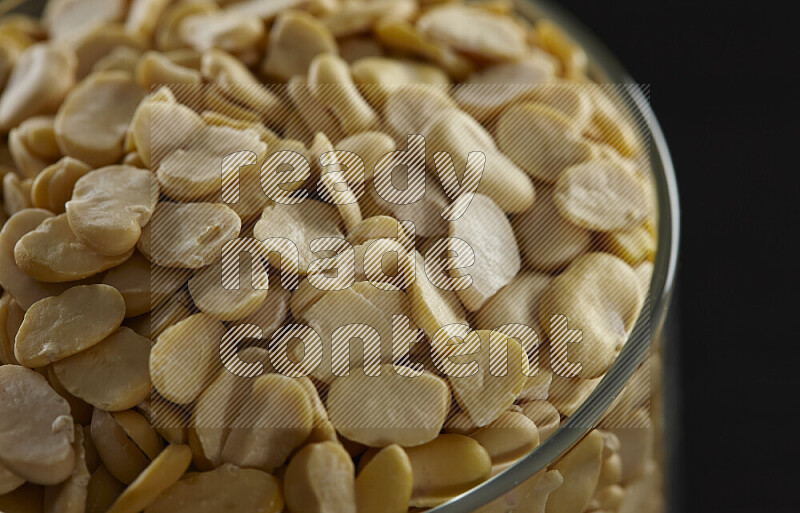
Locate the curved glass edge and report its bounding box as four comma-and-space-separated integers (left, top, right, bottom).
427, 1, 681, 512
2, 0, 680, 510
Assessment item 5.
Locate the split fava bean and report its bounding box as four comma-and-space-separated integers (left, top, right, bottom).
54, 71, 145, 168
137, 202, 241, 269
284, 441, 356, 513
150, 313, 226, 405
65, 166, 159, 256
327, 364, 451, 447
14, 284, 125, 368
355, 444, 412, 513
14, 214, 133, 282
406, 434, 491, 507
52, 327, 151, 412
0, 365, 76, 485
145, 463, 283, 513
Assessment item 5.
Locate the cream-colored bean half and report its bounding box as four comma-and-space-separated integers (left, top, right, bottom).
14, 284, 125, 367
512, 187, 592, 271
43, 425, 90, 513
475, 271, 550, 347
188, 258, 269, 321
0, 365, 75, 485
352, 57, 449, 108
294, 376, 338, 443
43, 0, 125, 42
221, 373, 314, 472
497, 102, 595, 183
130, 93, 206, 169
0, 43, 76, 132
355, 444, 412, 513
8, 128, 52, 180
138, 202, 241, 269
52, 327, 151, 412
43, 157, 91, 214
253, 200, 344, 275
71, 23, 144, 79
65, 166, 158, 256
135, 50, 202, 91
105, 444, 192, 513
362, 170, 450, 238
327, 364, 450, 447
125, 0, 172, 41
408, 250, 467, 338
469, 410, 540, 467
539, 253, 642, 378
150, 313, 226, 405
417, 5, 527, 61
179, 11, 264, 55
262, 10, 337, 80
156, 125, 265, 201
0, 209, 78, 309
308, 53, 379, 136
299, 286, 399, 384
382, 85, 458, 141
600, 225, 656, 267
450, 194, 521, 311
406, 434, 492, 508
14, 214, 133, 282
454, 53, 559, 121
546, 430, 604, 513
3, 172, 32, 215
284, 441, 356, 513
54, 71, 145, 168
335, 132, 396, 183
553, 159, 650, 232
424, 108, 536, 213
102, 252, 191, 318
445, 331, 530, 427
144, 463, 283, 513
520, 400, 561, 441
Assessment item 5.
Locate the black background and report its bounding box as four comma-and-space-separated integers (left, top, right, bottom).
555, 1, 797, 512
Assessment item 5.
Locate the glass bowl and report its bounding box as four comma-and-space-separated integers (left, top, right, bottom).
0, 0, 680, 511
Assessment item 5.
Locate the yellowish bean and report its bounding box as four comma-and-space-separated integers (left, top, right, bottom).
14, 284, 125, 368
539, 253, 642, 378
15, 214, 133, 282
355, 444, 412, 513
138, 202, 241, 269
52, 327, 151, 411
262, 10, 337, 80
406, 434, 492, 507
105, 444, 192, 513
327, 364, 451, 447
144, 463, 283, 513
284, 441, 356, 513
150, 313, 226, 405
